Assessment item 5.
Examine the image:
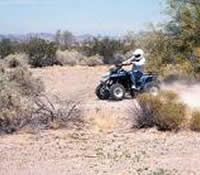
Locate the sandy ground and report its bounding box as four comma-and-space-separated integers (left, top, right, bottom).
1, 66, 200, 175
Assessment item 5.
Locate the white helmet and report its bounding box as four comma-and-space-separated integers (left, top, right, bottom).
133, 49, 144, 61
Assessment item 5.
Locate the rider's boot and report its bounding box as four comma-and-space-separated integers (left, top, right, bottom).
131, 84, 141, 91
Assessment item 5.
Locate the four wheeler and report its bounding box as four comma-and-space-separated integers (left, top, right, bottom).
95, 64, 160, 101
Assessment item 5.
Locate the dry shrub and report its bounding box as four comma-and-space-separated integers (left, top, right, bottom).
31, 95, 83, 130
56, 49, 84, 66
159, 90, 179, 102
193, 47, 200, 58
161, 63, 195, 83
161, 64, 181, 83
0, 99, 32, 133
4, 53, 28, 68
0, 66, 82, 134
190, 110, 200, 132
132, 91, 186, 131
0, 63, 5, 73
81, 54, 103, 66
0, 67, 37, 133
56, 50, 103, 66
7, 66, 44, 96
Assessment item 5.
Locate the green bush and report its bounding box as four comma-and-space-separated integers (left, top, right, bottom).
141, 0, 200, 80
132, 91, 186, 131
26, 39, 58, 68
190, 110, 200, 132
76, 37, 134, 64
0, 39, 15, 59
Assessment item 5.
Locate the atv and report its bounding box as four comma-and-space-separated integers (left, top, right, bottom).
95, 64, 160, 101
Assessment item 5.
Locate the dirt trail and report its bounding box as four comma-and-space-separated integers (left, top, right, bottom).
34, 66, 200, 108
33, 66, 133, 130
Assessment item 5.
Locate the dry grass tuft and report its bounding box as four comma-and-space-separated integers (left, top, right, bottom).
86, 109, 117, 133
190, 110, 200, 132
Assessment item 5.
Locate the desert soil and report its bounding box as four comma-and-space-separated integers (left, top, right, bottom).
0, 66, 200, 175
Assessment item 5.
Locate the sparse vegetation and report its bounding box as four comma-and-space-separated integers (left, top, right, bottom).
2, 0, 200, 174
75, 37, 135, 64
0, 65, 82, 134
132, 91, 187, 131
190, 110, 200, 131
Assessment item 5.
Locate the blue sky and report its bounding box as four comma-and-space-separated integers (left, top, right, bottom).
0, 0, 166, 35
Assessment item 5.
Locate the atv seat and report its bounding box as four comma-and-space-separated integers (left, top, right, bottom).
143, 72, 158, 76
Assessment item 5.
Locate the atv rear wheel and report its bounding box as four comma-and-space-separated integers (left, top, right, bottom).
95, 84, 110, 100
144, 82, 160, 96
110, 84, 125, 101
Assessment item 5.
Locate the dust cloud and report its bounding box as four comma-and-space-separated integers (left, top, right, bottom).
162, 81, 200, 108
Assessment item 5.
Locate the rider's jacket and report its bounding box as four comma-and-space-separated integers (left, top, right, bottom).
130, 56, 146, 73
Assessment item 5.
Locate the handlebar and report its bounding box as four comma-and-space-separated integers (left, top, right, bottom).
122, 63, 132, 66
115, 62, 131, 66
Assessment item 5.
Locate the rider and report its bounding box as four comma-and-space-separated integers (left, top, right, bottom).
122, 49, 146, 90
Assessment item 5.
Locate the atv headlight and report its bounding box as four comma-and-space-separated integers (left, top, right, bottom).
101, 73, 110, 82
101, 76, 109, 83
103, 72, 110, 77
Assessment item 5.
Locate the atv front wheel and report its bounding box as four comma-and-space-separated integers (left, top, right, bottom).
95, 84, 110, 100
110, 84, 125, 101
144, 82, 160, 96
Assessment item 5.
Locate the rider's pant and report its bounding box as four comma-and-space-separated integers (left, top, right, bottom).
130, 70, 143, 87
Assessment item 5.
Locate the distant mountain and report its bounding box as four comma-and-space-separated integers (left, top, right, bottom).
76, 34, 94, 42
0, 33, 55, 42
0, 34, 6, 40
0, 33, 96, 42
0, 33, 122, 42
26, 33, 55, 41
